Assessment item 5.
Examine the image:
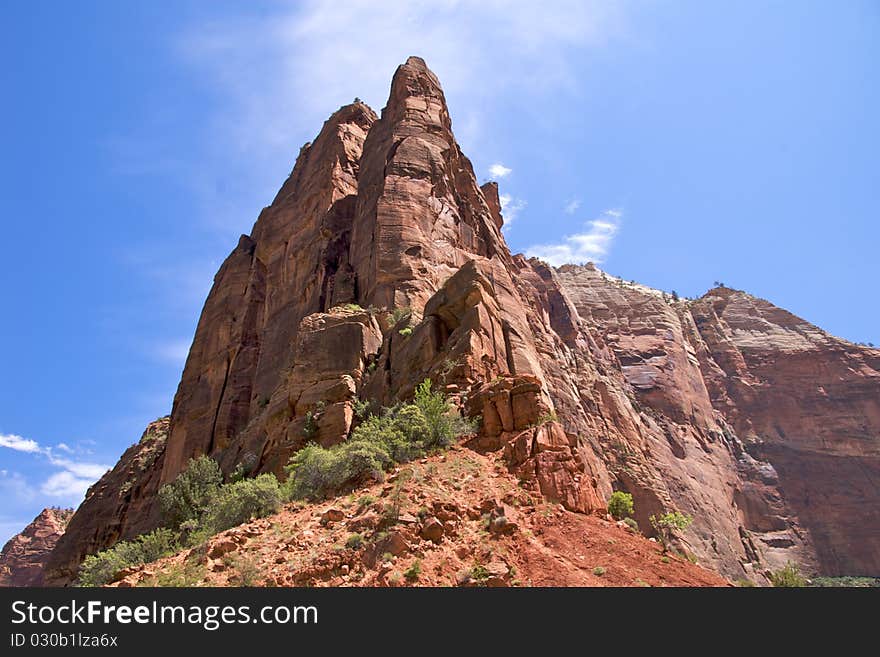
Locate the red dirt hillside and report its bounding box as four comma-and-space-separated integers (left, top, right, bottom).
109, 447, 726, 588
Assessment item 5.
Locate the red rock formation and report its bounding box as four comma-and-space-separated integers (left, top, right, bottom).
42, 57, 880, 585
691, 287, 880, 576
557, 265, 880, 577
0, 508, 72, 586
43, 417, 169, 585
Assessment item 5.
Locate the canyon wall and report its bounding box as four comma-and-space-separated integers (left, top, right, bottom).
39, 58, 879, 585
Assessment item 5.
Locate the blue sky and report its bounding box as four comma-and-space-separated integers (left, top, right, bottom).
1, 1, 877, 545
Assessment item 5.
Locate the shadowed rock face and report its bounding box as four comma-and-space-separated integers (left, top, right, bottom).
41, 58, 880, 584
691, 288, 880, 576
557, 266, 880, 577
0, 508, 72, 586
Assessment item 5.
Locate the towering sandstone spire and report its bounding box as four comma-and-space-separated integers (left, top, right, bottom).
42, 58, 880, 585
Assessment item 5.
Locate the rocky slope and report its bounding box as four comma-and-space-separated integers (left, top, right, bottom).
39, 57, 880, 586
0, 507, 72, 586
106, 447, 727, 588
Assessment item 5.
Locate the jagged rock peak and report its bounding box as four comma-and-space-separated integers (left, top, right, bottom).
0, 508, 73, 586
384, 56, 451, 130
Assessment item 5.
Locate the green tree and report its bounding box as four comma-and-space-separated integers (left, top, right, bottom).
158, 456, 223, 530
769, 562, 807, 587
607, 491, 635, 520
78, 528, 179, 587
649, 511, 693, 552
202, 473, 282, 534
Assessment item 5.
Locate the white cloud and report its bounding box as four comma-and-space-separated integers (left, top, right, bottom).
564, 199, 581, 214
46, 456, 108, 481
526, 208, 623, 266
489, 163, 512, 178
0, 432, 109, 503
499, 193, 527, 232
41, 471, 96, 499
175, 1, 628, 190
0, 433, 42, 454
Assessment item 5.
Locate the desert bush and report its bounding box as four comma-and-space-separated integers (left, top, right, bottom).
413, 378, 476, 448
622, 517, 640, 533
769, 562, 807, 588
230, 451, 258, 483
404, 559, 422, 582
649, 511, 693, 551
285, 440, 393, 501
284, 381, 473, 501
158, 455, 223, 530
388, 306, 412, 327
607, 491, 634, 520
810, 576, 879, 587
202, 474, 282, 534
78, 528, 178, 587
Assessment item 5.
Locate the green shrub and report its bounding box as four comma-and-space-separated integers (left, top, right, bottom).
388, 306, 412, 328
285, 440, 393, 501
140, 560, 205, 587
404, 559, 422, 582
346, 533, 365, 549
607, 491, 635, 520
810, 576, 879, 587
230, 452, 258, 483
284, 381, 473, 501
226, 553, 261, 587
352, 397, 376, 420
398, 327, 413, 337
769, 562, 807, 588
592, 566, 606, 576
303, 410, 319, 440
622, 517, 640, 533
202, 473, 282, 534
649, 511, 693, 551
158, 456, 223, 530
78, 528, 179, 587
285, 445, 340, 501
413, 378, 476, 448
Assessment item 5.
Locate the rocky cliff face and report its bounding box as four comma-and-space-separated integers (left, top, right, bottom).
691, 287, 880, 575
42, 57, 880, 585
44, 417, 169, 584
0, 508, 72, 586
556, 265, 880, 576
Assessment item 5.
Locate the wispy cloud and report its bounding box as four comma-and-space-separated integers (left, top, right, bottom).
41, 471, 96, 499
526, 208, 622, 266
0, 433, 41, 454
499, 193, 527, 232
564, 199, 581, 214
0, 432, 109, 503
489, 163, 512, 178
176, 2, 628, 181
